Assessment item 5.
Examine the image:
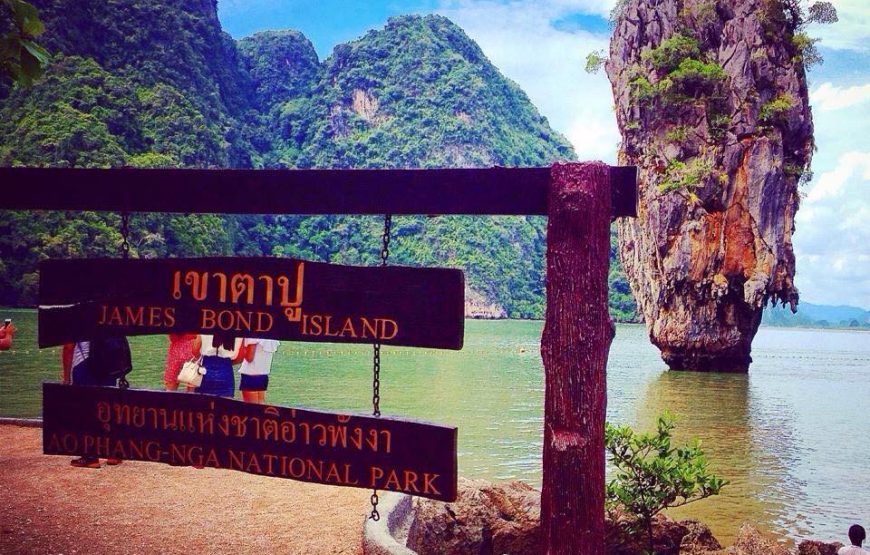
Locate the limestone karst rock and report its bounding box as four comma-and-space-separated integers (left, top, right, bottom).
606, 0, 815, 372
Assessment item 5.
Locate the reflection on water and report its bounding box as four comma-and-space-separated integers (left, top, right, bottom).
633, 370, 801, 545
1, 310, 868, 545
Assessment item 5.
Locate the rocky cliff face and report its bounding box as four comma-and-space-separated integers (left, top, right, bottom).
606, 0, 814, 372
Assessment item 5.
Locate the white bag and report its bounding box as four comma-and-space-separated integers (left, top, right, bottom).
177, 356, 206, 388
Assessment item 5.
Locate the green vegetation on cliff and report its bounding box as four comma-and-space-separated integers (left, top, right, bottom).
0, 2, 637, 320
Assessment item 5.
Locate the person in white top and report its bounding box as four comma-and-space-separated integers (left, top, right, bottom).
238, 338, 279, 404
840, 525, 870, 555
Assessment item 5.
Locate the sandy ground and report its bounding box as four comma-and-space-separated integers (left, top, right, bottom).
0, 424, 370, 554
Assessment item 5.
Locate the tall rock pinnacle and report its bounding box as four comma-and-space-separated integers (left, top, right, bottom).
606, 0, 816, 372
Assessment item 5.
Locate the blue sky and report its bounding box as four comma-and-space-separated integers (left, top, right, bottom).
218, 0, 870, 310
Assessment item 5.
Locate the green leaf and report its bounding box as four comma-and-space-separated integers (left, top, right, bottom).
21, 39, 49, 64
18, 47, 42, 82
12, 0, 44, 36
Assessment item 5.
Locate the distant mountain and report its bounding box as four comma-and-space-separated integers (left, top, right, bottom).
762, 302, 870, 328
0, 2, 637, 320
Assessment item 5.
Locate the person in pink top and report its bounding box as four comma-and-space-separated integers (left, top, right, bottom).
164, 333, 197, 391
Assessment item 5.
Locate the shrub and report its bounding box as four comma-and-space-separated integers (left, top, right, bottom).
659, 156, 714, 193
791, 32, 823, 67
641, 33, 701, 73
629, 74, 656, 100
668, 58, 726, 96
664, 125, 690, 143
605, 413, 728, 550
759, 93, 797, 125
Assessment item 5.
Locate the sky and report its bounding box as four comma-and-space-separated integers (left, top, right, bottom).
218, 0, 870, 310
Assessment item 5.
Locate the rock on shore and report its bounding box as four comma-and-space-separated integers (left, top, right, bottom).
401, 479, 845, 555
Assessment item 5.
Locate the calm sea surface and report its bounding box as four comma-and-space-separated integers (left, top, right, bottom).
1, 309, 868, 545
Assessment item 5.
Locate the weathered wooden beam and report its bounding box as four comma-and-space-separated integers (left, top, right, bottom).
0, 166, 637, 217
541, 162, 613, 554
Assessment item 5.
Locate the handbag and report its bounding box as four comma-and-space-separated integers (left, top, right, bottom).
177, 356, 206, 388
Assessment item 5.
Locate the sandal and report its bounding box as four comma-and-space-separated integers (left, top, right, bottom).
106, 458, 123, 466
70, 457, 101, 469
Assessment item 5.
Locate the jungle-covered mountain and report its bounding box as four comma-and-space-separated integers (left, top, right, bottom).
0, 0, 637, 320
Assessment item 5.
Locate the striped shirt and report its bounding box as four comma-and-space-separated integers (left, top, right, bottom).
72, 341, 90, 368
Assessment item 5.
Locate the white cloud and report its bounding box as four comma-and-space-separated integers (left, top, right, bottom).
795, 151, 870, 308
810, 82, 870, 111
434, 0, 619, 161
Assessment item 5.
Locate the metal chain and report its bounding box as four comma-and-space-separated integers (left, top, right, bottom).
120, 212, 130, 260
370, 214, 392, 522
118, 211, 131, 390
372, 214, 391, 418
370, 491, 380, 522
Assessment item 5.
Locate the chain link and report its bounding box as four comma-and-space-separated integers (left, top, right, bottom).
120, 212, 130, 260
370, 214, 391, 521
370, 491, 380, 521
372, 344, 381, 417
379, 214, 392, 266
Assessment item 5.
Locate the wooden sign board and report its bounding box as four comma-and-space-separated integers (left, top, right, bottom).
43, 383, 458, 502
38, 257, 464, 349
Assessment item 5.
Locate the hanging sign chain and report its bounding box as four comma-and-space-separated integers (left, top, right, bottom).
372, 214, 392, 418
120, 211, 131, 260
370, 214, 392, 522
118, 211, 131, 390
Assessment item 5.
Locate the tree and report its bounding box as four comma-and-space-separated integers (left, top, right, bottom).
605, 413, 728, 551
0, 0, 49, 86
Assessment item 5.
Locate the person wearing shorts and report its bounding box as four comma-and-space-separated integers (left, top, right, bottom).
239, 338, 279, 404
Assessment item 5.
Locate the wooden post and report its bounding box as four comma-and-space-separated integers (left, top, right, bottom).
541, 162, 614, 554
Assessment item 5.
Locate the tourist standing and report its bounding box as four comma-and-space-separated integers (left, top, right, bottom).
164, 333, 197, 390
238, 338, 279, 404
191, 334, 242, 398
61, 341, 123, 468
839, 525, 870, 555
0, 319, 15, 351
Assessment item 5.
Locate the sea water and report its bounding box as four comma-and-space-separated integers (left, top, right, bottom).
1, 309, 867, 545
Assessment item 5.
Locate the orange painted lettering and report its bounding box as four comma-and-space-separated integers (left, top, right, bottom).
404, 471, 420, 493
384, 469, 402, 491
369, 466, 384, 487
255, 312, 273, 332
340, 318, 357, 338
360, 317, 378, 339
126, 306, 144, 326
164, 307, 176, 327
201, 308, 216, 329
380, 319, 398, 340
147, 306, 161, 326
423, 473, 441, 496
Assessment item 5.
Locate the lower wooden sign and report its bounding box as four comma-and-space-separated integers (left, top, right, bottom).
43, 383, 458, 502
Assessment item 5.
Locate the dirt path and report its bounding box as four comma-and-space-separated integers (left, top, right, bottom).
0, 424, 369, 554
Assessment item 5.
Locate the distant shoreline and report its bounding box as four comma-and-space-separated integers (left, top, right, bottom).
3, 307, 867, 333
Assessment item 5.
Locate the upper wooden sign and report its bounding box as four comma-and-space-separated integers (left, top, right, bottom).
39, 257, 464, 349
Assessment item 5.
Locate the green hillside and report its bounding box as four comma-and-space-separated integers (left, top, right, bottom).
0, 2, 637, 320
762, 302, 870, 328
